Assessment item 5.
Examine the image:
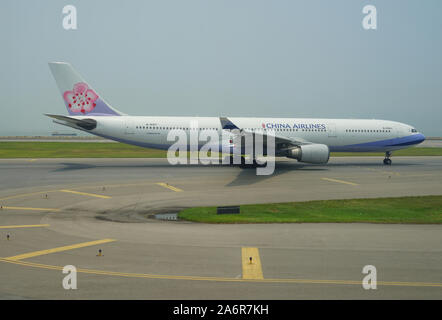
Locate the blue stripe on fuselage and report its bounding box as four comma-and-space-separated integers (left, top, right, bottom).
330, 134, 425, 152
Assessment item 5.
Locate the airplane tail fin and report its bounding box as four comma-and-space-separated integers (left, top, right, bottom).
48, 62, 124, 116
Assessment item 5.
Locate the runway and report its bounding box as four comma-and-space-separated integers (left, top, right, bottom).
0, 156, 441, 299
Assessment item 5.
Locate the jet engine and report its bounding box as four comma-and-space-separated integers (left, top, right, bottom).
286, 144, 330, 164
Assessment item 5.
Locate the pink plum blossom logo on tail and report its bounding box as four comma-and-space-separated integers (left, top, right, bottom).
63, 82, 99, 114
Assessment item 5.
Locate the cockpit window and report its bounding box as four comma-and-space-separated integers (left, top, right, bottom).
411, 128, 417, 133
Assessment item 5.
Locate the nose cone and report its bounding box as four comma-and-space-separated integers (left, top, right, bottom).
414, 133, 425, 145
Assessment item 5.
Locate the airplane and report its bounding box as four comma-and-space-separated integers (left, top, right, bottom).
46, 62, 425, 166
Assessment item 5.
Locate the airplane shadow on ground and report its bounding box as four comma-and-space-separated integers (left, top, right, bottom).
225, 162, 330, 187
52, 160, 418, 173
52, 160, 417, 187
52, 161, 328, 187
53, 163, 97, 172
53, 161, 324, 172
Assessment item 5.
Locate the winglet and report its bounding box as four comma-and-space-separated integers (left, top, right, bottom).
220, 117, 239, 130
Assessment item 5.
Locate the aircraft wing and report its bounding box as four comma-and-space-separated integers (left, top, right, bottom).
219, 117, 311, 150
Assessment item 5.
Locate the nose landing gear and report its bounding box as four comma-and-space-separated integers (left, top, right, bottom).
383, 151, 392, 165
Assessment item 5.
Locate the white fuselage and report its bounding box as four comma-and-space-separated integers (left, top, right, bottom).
72, 116, 425, 153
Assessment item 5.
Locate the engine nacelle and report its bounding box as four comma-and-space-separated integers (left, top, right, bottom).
286, 144, 330, 164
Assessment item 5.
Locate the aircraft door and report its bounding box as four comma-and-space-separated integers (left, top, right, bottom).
124, 120, 135, 135
327, 123, 337, 138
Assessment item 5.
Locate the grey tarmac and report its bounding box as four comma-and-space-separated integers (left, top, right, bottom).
0, 156, 441, 299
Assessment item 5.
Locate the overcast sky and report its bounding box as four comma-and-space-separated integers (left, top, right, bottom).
1, 0, 441, 136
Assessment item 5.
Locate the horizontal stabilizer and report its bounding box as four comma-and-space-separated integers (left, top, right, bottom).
45, 114, 97, 130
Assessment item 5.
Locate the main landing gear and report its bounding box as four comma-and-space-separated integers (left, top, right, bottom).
224, 155, 244, 166
383, 151, 392, 165
224, 155, 264, 167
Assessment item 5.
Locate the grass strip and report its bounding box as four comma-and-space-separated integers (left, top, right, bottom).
178, 196, 442, 224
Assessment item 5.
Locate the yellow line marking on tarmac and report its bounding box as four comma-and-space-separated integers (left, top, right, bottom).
0, 180, 185, 202
80, 182, 152, 190
0, 258, 441, 288
0, 224, 50, 229
0, 206, 60, 212
242, 247, 264, 279
0, 190, 58, 202
5, 239, 116, 261
321, 178, 359, 186
28, 159, 37, 162
59, 189, 111, 199
156, 182, 183, 192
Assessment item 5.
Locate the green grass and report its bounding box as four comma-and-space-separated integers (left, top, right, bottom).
178, 196, 442, 224
0, 142, 440, 158
0, 142, 166, 158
